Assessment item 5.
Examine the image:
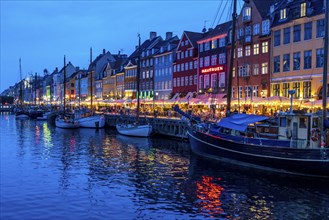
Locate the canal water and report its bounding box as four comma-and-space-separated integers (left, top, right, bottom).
1, 113, 328, 220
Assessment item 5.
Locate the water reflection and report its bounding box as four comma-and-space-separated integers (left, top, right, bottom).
1, 114, 329, 219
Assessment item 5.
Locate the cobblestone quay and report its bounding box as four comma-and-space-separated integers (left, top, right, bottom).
105, 114, 188, 139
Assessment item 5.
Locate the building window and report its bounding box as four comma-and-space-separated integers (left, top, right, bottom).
293, 52, 301, 70
243, 7, 251, 21
204, 75, 210, 88
245, 26, 251, 36
177, 52, 180, 59
199, 57, 203, 68
274, 30, 281, 46
253, 85, 259, 97
300, 3, 306, 17
194, 75, 197, 85
262, 41, 268, 53
181, 52, 184, 59
204, 56, 210, 67
273, 84, 280, 96
194, 60, 198, 69
205, 42, 210, 51
283, 83, 290, 97
283, 54, 290, 72
238, 47, 243, 57
293, 24, 301, 42
238, 86, 243, 99
304, 50, 312, 69
185, 51, 188, 58
185, 62, 189, 70
211, 74, 217, 88
253, 23, 260, 35
177, 77, 180, 87
177, 64, 180, 72
185, 76, 188, 86
316, 48, 324, 68
189, 61, 193, 69
253, 43, 259, 55
238, 28, 244, 38
316, 19, 325, 37
212, 39, 217, 49
253, 64, 259, 75
211, 55, 217, 65
181, 77, 184, 86
233, 67, 235, 77
261, 62, 268, 74
199, 43, 203, 52
303, 81, 311, 98
283, 27, 290, 44
189, 50, 193, 57
189, 76, 193, 85
280, 8, 287, 20
173, 78, 176, 87
245, 45, 251, 56
274, 56, 280, 73
293, 82, 301, 98
219, 53, 226, 64
219, 38, 226, 47
304, 22, 312, 40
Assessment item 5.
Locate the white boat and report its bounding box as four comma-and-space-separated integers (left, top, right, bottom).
116, 123, 152, 137
76, 114, 105, 128
55, 115, 79, 129
55, 55, 79, 129
115, 34, 153, 137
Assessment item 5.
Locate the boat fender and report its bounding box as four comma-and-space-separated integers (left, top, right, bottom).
311, 128, 321, 142
285, 129, 292, 139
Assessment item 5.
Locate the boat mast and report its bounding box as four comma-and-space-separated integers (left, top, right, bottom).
136, 33, 141, 124
322, 0, 328, 145
226, 0, 237, 116
19, 58, 23, 107
63, 55, 66, 114
90, 47, 93, 109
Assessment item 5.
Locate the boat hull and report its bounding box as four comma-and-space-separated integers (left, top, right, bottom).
188, 128, 329, 178
15, 112, 30, 119
78, 115, 105, 128
55, 117, 79, 129
116, 124, 152, 137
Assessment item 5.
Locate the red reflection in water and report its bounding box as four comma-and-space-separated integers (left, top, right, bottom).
35, 125, 40, 144
196, 176, 225, 216
69, 136, 76, 152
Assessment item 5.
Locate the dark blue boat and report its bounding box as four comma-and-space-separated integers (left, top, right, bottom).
187, 112, 329, 178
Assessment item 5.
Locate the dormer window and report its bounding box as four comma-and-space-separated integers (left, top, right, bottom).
280, 8, 287, 20
152, 48, 155, 54
300, 3, 306, 17
167, 45, 171, 50
146, 50, 150, 56
243, 7, 251, 22
160, 47, 164, 53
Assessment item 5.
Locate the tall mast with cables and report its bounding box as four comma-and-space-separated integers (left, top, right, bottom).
226, 0, 237, 116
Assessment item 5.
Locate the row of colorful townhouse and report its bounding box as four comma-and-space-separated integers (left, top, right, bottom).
2, 0, 328, 108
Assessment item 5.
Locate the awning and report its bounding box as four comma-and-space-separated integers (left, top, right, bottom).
217, 114, 269, 132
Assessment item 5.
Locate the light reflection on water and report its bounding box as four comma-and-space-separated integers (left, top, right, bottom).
1, 113, 329, 219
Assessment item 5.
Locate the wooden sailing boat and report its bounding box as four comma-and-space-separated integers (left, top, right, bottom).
15, 58, 30, 119
116, 34, 153, 137
75, 48, 105, 128
55, 55, 79, 128
184, 0, 329, 177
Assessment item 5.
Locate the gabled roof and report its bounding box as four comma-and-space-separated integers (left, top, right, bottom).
183, 31, 204, 48
252, 0, 277, 19
199, 21, 232, 41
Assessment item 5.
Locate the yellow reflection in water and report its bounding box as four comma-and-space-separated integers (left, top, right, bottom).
196, 176, 225, 217
43, 123, 52, 148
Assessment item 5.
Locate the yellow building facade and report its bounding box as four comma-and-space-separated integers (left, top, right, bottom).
271, 8, 326, 102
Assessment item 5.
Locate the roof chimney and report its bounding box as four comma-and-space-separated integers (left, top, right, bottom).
150, 31, 157, 40
165, 32, 173, 40
118, 50, 121, 55
103, 49, 106, 54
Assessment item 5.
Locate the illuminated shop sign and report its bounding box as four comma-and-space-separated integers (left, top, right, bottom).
201, 66, 224, 73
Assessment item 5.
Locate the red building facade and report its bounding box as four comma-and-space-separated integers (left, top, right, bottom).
172, 31, 203, 95
197, 22, 231, 96
227, 0, 275, 101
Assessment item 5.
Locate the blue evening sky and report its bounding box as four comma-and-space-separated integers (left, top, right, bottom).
0, 0, 241, 93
